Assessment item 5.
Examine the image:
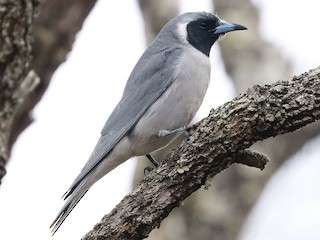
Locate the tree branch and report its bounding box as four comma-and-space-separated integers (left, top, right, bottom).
0, 0, 39, 182
0, 0, 96, 184
83, 66, 320, 240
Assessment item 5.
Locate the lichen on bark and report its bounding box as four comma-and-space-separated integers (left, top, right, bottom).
83, 67, 320, 240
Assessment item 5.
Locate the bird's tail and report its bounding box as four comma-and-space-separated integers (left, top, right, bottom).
50, 177, 91, 235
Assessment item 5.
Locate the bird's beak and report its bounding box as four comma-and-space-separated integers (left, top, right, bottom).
212, 21, 247, 35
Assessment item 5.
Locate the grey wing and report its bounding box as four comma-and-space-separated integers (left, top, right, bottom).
63, 47, 183, 198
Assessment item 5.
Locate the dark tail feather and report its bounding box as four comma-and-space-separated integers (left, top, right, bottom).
50, 179, 89, 235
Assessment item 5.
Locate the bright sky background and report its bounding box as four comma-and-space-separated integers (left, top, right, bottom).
0, 0, 320, 240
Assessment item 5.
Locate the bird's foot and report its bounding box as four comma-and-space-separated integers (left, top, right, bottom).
144, 166, 155, 175
144, 154, 159, 175
158, 126, 187, 137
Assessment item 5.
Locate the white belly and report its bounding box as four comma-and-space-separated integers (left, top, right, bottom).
130, 46, 211, 155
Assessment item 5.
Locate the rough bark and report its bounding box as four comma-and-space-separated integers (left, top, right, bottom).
0, 0, 96, 183
83, 67, 320, 240
215, 0, 320, 166
213, 0, 320, 238
0, 0, 39, 182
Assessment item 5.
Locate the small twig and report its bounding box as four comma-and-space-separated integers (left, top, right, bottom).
235, 149, 269, 170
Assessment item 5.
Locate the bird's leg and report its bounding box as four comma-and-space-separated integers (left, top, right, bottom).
158, 126, 187, 137
146, 154, 159, 167
144, 154, 159, 175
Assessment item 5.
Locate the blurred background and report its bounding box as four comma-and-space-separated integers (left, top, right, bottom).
0, 0, 320, 239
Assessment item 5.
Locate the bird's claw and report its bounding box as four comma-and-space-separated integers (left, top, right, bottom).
158, 126, 187, 137
144, 166, 155, 175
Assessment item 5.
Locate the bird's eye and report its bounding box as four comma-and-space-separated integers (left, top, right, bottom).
200, 21, 207, 29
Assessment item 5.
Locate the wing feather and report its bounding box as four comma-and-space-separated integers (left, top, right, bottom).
64, 47, 183, 197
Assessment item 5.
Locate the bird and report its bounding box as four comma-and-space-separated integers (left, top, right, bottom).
50, 11, 247, 234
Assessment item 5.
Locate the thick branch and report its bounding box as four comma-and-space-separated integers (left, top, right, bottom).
9, 0, 97, 154
0, 0, 38, 182
83, 67, 320, 240
0, 0, 96, 183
